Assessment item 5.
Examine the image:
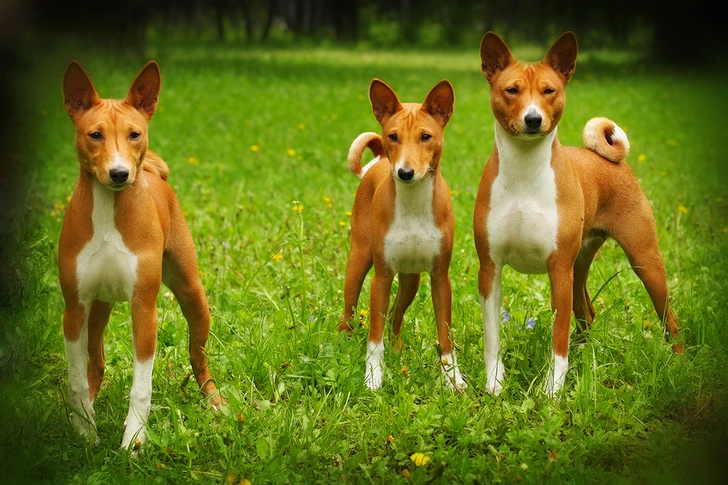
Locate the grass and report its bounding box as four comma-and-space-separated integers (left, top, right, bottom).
1, 36, 728, 483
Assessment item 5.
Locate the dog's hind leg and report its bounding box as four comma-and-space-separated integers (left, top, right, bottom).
87, 300, 113, 401
339, 238, 373, 332
611, 207, 682, 353
572, 235, 605, 343
389, 272, 420, 351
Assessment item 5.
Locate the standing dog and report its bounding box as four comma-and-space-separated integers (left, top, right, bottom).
338, 79, 466, 391
60, 61, 221, 449
473, 32, 682, 396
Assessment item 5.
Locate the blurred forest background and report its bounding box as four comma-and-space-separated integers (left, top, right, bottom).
1, 0, 725, 58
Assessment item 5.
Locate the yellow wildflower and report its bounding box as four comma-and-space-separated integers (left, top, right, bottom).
410, 452, 430, 467
271, 252, 283, 261
678, 205, 688, 214
287, 148, 296, 156
188, 157, 199, 165
637, 154, 647, 162
250, 145, 260, 152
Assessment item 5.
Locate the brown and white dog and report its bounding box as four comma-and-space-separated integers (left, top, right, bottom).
60, 61, 221, 449
338, 79, 465, 391
473, 32, 682, 396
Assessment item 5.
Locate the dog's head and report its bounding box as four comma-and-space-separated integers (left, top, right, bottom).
63, 61, 161, 190
479, 31, 577, 138
369, 79, 454, 184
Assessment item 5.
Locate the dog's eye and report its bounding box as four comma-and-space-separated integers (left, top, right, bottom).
89, 132, 102, 140
421, 133, 432, 142
130, 132, 141, 140
544, 87, 555, 94
506, 87, 519, 94
388, 133, 398, 142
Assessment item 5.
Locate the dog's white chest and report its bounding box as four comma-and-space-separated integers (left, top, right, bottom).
384, 178, 442, 274
486, 127, 559, 274
76, 182, 138, 304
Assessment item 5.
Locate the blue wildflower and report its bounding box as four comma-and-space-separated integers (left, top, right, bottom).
526, 318, 536, 330
502, 312, 510, 323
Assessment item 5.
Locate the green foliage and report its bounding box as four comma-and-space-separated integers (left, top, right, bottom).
2, 37, 727, 484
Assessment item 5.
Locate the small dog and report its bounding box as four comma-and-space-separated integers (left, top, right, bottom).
60, 61, 221, 449
473, 32, 682, 396
338, 79, 465, 391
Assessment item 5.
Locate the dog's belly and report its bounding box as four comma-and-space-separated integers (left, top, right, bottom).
486, 176, 558, 275
384, 218, 442, 274
76, 182, 139, 304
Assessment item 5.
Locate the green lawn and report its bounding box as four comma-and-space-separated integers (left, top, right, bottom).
2, 38, 728, 483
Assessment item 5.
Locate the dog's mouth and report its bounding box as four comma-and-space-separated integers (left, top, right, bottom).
107, 181, 130, 191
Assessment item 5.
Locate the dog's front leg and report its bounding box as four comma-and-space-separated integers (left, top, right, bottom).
479, 260, 504, 395
365, 270, 394, 390
121, 289, 159, 450
546, 262, 575, 396
431, 269, 466, 391
63, 298, 98, 442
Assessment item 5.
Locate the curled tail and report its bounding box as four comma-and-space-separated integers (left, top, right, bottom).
142, 151, 170, 181
348, 132, 385, 178
583, 117, 630, 163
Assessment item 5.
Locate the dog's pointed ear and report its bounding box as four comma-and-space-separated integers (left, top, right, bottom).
480, 32, 515, 82
125, 61, 161, 119
423, 80, 455, 126
63, 61, 101, 120
369, 79, 402, 126
545, 31, 578, 81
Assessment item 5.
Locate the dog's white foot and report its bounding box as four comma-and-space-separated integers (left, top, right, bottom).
121, 413, 147, 451
485, 358, 505, 396
70, 408, 99, 444
68, 389, 99, 443
365, 341, 384, 390
544, 353, 568, 397
441, 353, 467, 392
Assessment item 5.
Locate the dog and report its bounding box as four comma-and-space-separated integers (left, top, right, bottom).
338, 79, 466, 391
60, 60, 221, 449
473, 31, 682, 396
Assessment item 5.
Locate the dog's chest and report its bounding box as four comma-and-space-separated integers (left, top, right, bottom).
486, 135, 559, 274
384, 178, 442, 274
76, 183, 139, 304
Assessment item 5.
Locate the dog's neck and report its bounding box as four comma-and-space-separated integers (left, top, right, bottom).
393, 172, 436, 217
494, 121, 557, 184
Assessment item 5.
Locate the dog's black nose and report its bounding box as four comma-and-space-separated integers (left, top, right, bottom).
109, 168, 129, 184
398, 168, 415, 182
525, 113, 542, 130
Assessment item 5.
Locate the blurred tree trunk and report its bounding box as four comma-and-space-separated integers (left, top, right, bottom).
261, 0, 278, 41
329, 0, 358, 42
215, 0, 226, 40
239, 0, 256, 42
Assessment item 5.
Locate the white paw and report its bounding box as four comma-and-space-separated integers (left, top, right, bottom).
121, 418, 147, 451
485, 359, 505, 396
365, 365, 383, 390
70, 411, 99, 444
68, 395, 99, 443
365, 341, 384, 390
440, 353, 467, 392
545, 353, 568, 397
